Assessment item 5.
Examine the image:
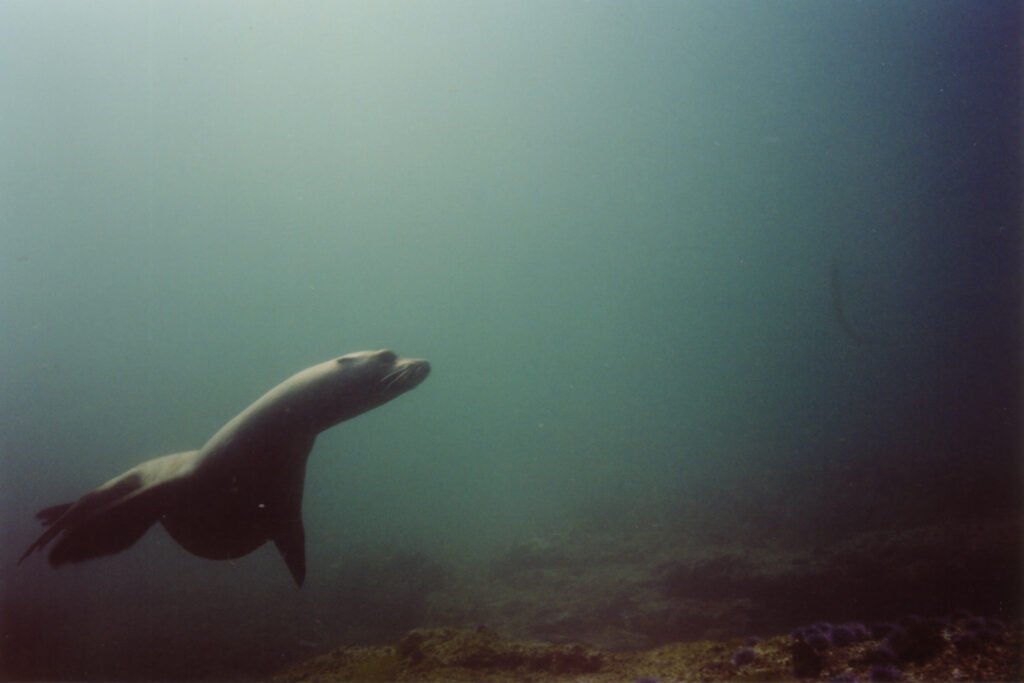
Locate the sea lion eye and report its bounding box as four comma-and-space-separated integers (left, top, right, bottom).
377, 350, 397, 364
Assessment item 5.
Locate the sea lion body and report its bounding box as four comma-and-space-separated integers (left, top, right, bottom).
19, 349, 430, 586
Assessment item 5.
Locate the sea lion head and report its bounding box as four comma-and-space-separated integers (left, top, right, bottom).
303, 349, 430, 429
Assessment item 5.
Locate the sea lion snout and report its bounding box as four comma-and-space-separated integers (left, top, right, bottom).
401, 358, 430, 386
369, 349, 428, 373
372, 349, 428, 377
386, 355, 430, 391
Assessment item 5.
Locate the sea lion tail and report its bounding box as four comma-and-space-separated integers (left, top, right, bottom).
19, 475, 164, 566
17, 504, 74, 563
36, 503, 74, 526
19, 450, 198, 567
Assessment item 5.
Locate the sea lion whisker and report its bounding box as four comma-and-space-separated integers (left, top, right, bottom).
380, 368, 403, 383
381, 367, 409, 391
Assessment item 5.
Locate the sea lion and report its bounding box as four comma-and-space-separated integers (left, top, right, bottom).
18, 349, 430, 586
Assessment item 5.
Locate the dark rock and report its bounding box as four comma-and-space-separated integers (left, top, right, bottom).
847, 622, 872, 642
870, 622, 899, 640
805, 631, 831, 652
951, 632, 981, 653
861, 642, 898, 665
887, 618, 945, 663
974, 626, 1004, 644
731, 646, 756, 667
831, 673, 860, 683
831, 624, 857, 646
791, 638, 823, 678
869, 663, 903, 681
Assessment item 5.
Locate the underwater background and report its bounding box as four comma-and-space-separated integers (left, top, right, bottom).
1, 1, 1019, 680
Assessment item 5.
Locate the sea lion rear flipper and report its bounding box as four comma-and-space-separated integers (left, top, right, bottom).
274, 518, 306, 587
36, 503, 74, 526
19, 450, 199, 566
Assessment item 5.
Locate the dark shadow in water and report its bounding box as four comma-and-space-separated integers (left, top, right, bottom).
829, 257, 871, 347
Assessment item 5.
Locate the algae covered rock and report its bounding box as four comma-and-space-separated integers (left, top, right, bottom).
396, 627, 603, 674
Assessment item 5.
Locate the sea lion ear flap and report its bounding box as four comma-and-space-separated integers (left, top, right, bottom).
274, 518, 306, 587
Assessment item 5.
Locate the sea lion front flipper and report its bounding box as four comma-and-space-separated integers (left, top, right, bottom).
19, 450, 199, 566
274, 518, 306, 587
271, 437, 311, 587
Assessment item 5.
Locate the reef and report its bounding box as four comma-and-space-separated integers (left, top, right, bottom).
419, 518, 1020, 651
274, 619, 1021, 682
273, 515, 1021, 681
